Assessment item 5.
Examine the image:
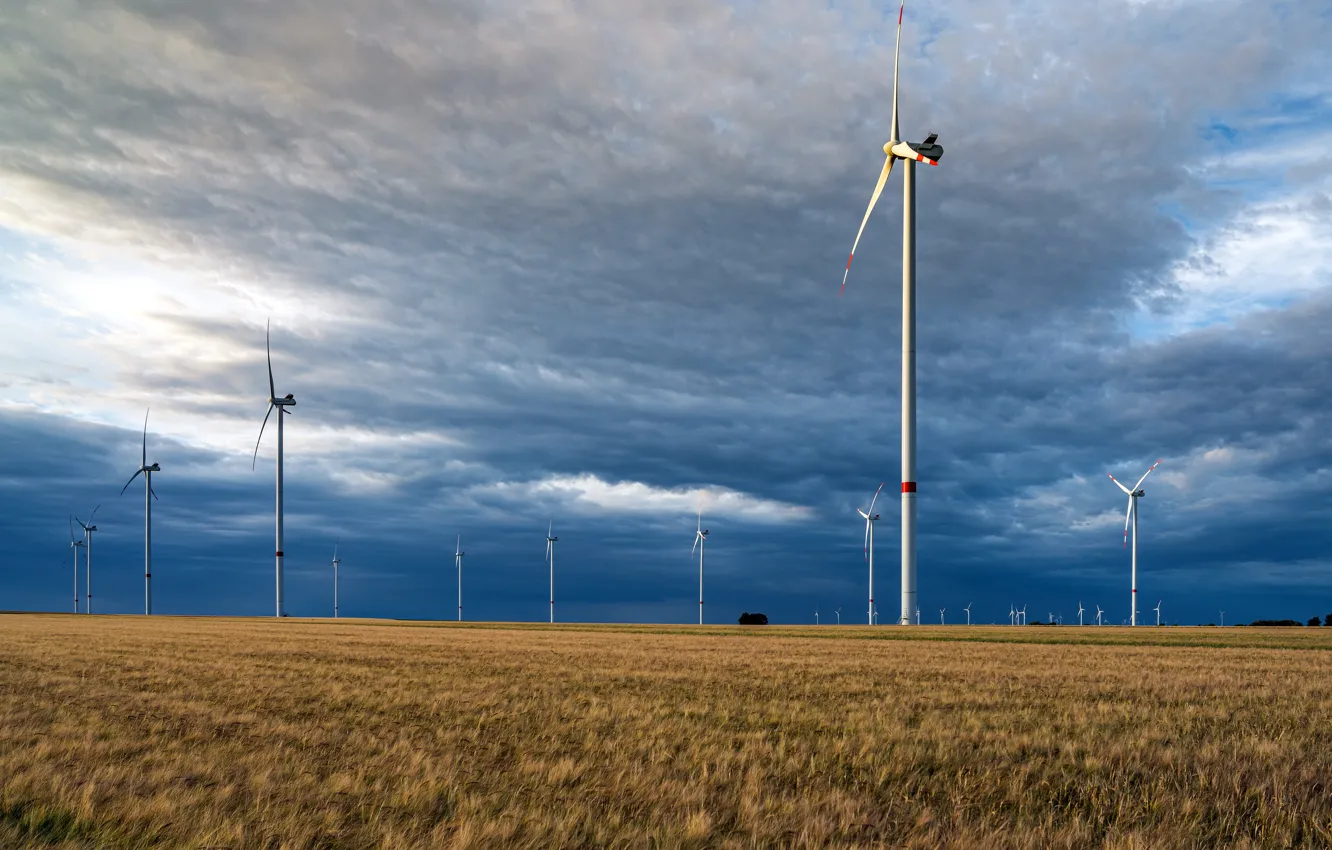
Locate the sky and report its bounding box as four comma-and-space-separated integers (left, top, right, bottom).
1, 0, 1330, 626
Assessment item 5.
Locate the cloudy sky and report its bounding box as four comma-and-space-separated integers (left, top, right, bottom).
2, 0, 1329, 626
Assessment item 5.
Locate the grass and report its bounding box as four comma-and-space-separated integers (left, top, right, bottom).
3, 615, 1332, 848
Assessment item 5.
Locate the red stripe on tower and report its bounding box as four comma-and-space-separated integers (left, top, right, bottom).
902, 482, 916, 493
898, 4, 904, 25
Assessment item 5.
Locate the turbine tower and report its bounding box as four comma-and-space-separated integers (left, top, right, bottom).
963, 602, 972, 625
253, 320, 296, 618
691, 513, 709, 625
1077, 601, 1085, 626
1154, 600, 1162, 626
858, 483, 884, 625
455, 534, 464, 622
74, 507, 100, 614
815, 607, 820, 626
840, 2, 945, 627
939, 607, 945, 625
332, 540, 341, 619
1108, 459, 1162, 627
545, 520, 558, 623
120, 409, 160, 615
68, 519, 85, 613
835, 607, 841, 625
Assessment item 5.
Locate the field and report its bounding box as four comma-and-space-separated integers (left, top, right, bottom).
3, 616, 1332, 848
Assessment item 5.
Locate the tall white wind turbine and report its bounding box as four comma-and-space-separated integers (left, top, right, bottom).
964, 602, 972, 625
1108, 460, 1162, 627
1077, 601, 1085, 626
68, 519, 85, 613
253, 320, 297, 618
331, 540, 341, 619
74, 507, 100, 614
692, 512, 709, 625
455, 534, 464, 622
546, 520, 558, 623
840, 2, 945, 627
1095, 605, 1104, 626
815, 607, 820, 625
858, 483, 884, 625
1154, 600, 1162, 626
835, 607, 841, 625
119, 409, 160, 615
939, 607, 945, 625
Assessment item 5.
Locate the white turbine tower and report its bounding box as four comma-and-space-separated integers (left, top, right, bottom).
68, 519, 85, 613
120, 409, 160, 615
74, 507, 100, 614
915, 606, 921, 625
455, 534, 464, 622
545, 520, 558, 624
1219, 610, 1225, 627
253, 321, 297, 618
331, 540, 341, 619
858, 483, 884, 626
964, 602, 972, 625
1096, 605, 1104, 627
840, 2, 945, 628
815, 607, 820, 625
835, 607, 841, 625
1108, 459, 1162, 627
692, 512, 708, 625
939, 607, 945, 625
1154, 600, 1162, 626
1077, 601, 1085, 626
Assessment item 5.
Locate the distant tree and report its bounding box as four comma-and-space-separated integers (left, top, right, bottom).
738, 612, 768, 625
1309, 617, 1322, 627
1325, 614, 1332, 627
1248, 619, 1302, 627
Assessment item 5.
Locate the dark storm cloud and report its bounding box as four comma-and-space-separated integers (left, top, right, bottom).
0, 0, 1330, 624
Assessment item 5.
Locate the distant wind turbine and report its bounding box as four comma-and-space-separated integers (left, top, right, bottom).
546, 520, 558, 623
963, 602, 972, 625
331, 539, 341, 619
939, 607, 945, 625
1077, 601, 1085, 626
835, 607, 841, 625
815, 607, 820, 626
1095, 605, 1104, 627
1008, 605, 1015, 626
68, 518, 85, 613
691, 512, 708, 625
858, 483, 884, 626
1017, 605, 1027, 626
120, 409, 160, 615
1108, 459, 1162, 627
253, 320, 297, 618
74, 507, 99, 614
1219, 610, 1225, 627
1154, 600, 1162, 627
839, 3, 945, 628
456, 534, 464, 622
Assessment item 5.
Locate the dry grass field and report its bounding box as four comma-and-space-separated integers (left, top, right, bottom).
3, 615, 1332, 848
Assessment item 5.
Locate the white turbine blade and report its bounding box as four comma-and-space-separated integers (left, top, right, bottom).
141, 408, 150, 467
863, 517, 871, 560
857, 509, 870, 520
548, 518, 553, 538
1122, 496, 1133, 547
266, 319, 276, 400
691, 533, 700, 558
69, 516, 76, 544
867, 481, 885, 515
89, 504, 100, 523
891, 2, 903, 144
119, 468, 144, 496
252, 403, 275, 470
1107, 473, 1132, 496
840, 157, 895, 296
1133, 459, 1163, 491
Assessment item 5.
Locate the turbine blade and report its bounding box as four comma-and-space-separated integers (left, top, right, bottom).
891, 3, 903, 144
1123, 496, 1133, 547
150, 483, 159, 501
691, 534, 700, 557
1133, 459, 1163, 491
840, 156, 895, 296
867, 481, 885, 515
120, 469, 144, 496
142, 408, 150, 467
69, 516, 75, 544
252, 403, 275, 470
863, 518, 871, 561
266, 319, 276, 400
1107, 473, 1132, 495
90, 504, 100, 522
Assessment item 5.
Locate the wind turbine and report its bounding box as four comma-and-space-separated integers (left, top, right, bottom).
1219, 610, 1225, 627
963, 602, 972, 625
858, 483, 884, 625
1108, 459, 1162, 627
120, 409, 160, 615
840, 2, 945, 628
331, 540, 341, 619
835, 607, 841, 625
1017, 605, 1027, 626
1008, 605, 1015, 626
1154, 600, 1162, 627
939, 607, 945, 625
455, 534, 464, 622
915, 606, 921, 625
253, 320, 297, 618
546, 520, 558, 624
1077, 601, 1085, 626
815, 607, 820, 626
1095, 605, 1104, 627
68, 519, 85, 613
74, 507, 100, 614
692, 512, 708, 625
